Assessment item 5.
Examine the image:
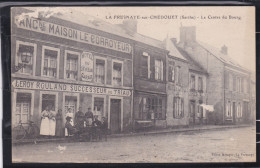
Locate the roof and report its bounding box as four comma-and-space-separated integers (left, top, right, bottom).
21, 7, 166, 50
176, 47, 208, 74
197, 41, 249, 72
164, 37, 187, 61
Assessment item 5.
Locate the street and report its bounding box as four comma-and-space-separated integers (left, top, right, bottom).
12, 126, 256, 163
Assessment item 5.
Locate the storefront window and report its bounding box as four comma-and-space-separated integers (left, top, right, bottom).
66, 53, 78, 80
16, 42, 35, 75
138, 96, 164, 120
15, 93, 31, 125
64, 96, 77, 114
95, 59, 105, 84
155, 59, 163, 81
94, 97, 105, 121
113, 62, 122, 86
173, 97, 184, 118
43, 48, 58, 78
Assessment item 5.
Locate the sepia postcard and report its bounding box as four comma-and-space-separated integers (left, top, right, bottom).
10, 6, 256, 163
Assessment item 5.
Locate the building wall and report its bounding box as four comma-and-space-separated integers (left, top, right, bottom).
11, 8, 133, 133
166, 57, 190, 126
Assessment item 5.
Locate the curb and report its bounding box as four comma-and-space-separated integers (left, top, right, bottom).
12, 124, 253, 145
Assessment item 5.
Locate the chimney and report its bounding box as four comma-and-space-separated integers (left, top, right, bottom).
170, 38, 177, 44
221, 45, 228, 55
122, 20, 137, 34
179, 26, 196, 43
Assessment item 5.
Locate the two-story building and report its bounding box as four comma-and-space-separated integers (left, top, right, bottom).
165, 37, 208, 127
178, 26, 252, 125
11, 7, 134, 134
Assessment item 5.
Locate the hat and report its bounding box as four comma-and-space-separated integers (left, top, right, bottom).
66, 116, 72, 121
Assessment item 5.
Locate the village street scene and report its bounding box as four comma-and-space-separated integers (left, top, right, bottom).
11, 7, 255, 163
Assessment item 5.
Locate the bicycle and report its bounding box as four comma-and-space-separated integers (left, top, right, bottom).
12, 120, 40, 143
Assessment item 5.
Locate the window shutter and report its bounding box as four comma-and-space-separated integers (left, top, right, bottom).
173, 97, 175, 118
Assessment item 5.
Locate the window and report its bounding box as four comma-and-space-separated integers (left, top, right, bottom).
226, 101, 232, 118
198, 77, 203, 92
112, 61, 122, 86
93, 97, 105, 121
173, 97, 184, 118
138, 96, 164, 120
140, 52, 150, 78
175, 66, 180, 84
42, 94, 56, 111
42, 47, 59, 78
241, 78, 244, 93
95, 59, 105, 84
237, 103, 242, 118
15, 93, 31, 125
65, 52, 78, 80
155, 59, 163, 81
168, 60, 175, 82
190, 75, 195, 91
233, 76, 236, 91
15, 41, 36, 75
237, 77, 241, 92
229, 74, 233, 91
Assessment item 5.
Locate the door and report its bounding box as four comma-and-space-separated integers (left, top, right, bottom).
189, 101, 196, 125
110, 99, 121, 134
232, 102, 236, 124
243, 101, 249, 123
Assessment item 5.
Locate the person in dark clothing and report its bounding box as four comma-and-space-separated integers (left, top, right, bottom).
91, 115, 102, 141
85, 107, 93, 126
101, 117, 108, 141
65, 116, 79, 136
55, 109, 63, 137
75, 107, 85, 132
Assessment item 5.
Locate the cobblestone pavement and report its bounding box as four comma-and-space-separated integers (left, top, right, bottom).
12, 126, 256, 163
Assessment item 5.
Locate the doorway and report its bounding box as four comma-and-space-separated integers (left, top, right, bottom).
110, 99, 121, 134
189, 100, 196, 125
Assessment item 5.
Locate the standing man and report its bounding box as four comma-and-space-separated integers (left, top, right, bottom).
75, 107, 85, 131
85, 107, 93, 126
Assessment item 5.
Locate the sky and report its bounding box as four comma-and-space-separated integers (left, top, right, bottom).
25, 7, 255, 72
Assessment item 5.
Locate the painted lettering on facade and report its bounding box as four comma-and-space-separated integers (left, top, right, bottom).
81, 52, 93, 82
12, 79, 131, 97
15, 16, 132, 53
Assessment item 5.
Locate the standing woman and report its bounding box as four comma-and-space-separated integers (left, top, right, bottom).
55, 109, 63, 137
49, 106, 56, 137
40, 105, 50, 137
65, 108, 74, 136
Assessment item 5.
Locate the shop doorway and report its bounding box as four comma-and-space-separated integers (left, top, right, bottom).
110, 99, 121, 134
189, 100, 196, 125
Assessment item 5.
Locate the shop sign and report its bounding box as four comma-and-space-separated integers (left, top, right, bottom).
81, 52, 93, 82
15, 16, 132, 53
12, 79, 131, 97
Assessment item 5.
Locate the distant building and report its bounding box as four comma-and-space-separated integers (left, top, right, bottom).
178, 26, 252, 125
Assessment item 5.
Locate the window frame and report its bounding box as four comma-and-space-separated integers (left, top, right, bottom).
198, 76, 203, 92
173, 97, 184, 119
154, 59, 163, 81
64, 50, 80, 81
94, 56, 107, 85
140, 52, 151, 79
41, 45, 60, 78
62, 92, 80, 119
39, 91, 59, 115
112, 59, 124, 87
15, 40, 37, 76
92, 94, 107, 119
190, 74, 196, 91
12, 89, 35, 126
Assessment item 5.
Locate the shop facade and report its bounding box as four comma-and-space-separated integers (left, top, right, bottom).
11, 8, 133, 135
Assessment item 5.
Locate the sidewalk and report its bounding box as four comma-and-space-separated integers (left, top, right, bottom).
12, 124, 253, 144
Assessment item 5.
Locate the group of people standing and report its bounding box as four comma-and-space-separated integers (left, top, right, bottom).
40, 105, 63, 137
40, 105, 108, 140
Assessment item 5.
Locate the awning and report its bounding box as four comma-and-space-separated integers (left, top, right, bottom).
200, 104, 214, 112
